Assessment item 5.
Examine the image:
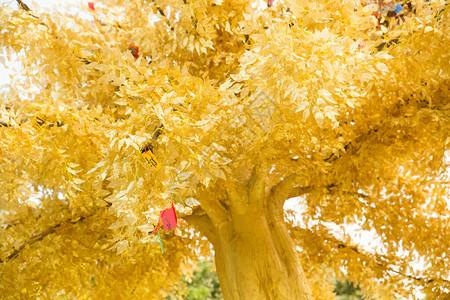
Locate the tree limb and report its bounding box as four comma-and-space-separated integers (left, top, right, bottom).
269, 173, 311, 215
0, 117, 65, 128
3, 224, 60, 261
16, 0, 30, 11
292, 225, 450, 285
181, 207, 218, 244
247, 163, 266, 208
200, 196, 229, 227
151, 0, 174, 30
225, 181, 247, 215
325, 183, 369, 199
335, 242, 449, 284
0, 214, 92, 263
15, 0, 43, 21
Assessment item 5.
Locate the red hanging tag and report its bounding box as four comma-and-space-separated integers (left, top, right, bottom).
160, 202, 177, 231
128, 45, 139, 59
88, 2, 95, 10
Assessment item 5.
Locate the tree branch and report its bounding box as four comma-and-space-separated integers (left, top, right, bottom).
225, 181, 248, 216
323, 125, 384, 164
15, 0, 44, 21
325, 183, 369, 199
0, 214, 92, 263
269, 173, 311, 215
0, 116, 65, 128
200, 196, 229, 227
287, 185, 313, 199
335, 242, 449, 284
292, 225, 450, 285
151, 0, 174, 30
182, 207, 218, 244
16, 0, 30, 11
3, 223, 61, 261
247, 163, 266, 208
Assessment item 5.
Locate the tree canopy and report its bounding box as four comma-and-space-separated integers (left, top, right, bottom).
0, 0, 449, 299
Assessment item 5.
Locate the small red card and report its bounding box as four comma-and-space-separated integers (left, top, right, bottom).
88, 2, 95, 10
129, 46, 139, 59
160, 203, 177, 231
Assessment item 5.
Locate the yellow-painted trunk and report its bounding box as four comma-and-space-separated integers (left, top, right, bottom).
211, 210, 314, 300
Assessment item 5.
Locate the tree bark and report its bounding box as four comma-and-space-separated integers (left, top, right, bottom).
188, 189, 314, 300
211, 208, 313, 300
186, 167, 314, 299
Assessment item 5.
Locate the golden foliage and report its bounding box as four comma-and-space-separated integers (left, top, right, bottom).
0, 0, 449, 298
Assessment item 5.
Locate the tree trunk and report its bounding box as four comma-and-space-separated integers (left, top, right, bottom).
212, 208, 313, 300
186, 169, 314, 299
187, 199, 313, 300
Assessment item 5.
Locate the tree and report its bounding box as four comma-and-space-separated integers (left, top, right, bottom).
0, 0, 449, 299
333, 279, 366, 300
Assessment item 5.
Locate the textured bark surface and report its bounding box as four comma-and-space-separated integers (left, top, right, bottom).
213, 210, 313, 300
186, 168, 314, 300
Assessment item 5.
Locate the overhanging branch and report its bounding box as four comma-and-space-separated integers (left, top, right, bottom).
16, 0, 30, 11
181, 206, 217, 244
200, 197, 229, 226
291, 225, 450, 285
0, 214, 92, 263
0, 116, 65, 128
335, 242, 449, 285
269, 174, 311, 214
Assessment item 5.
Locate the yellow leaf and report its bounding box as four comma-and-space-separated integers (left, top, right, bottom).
296, 102, 309, 112
116, 240, 128, 255
67, 168, 80, 175
375, 62, 389, 74
303, 109, 311, 121
137, 224, 155, 233
424, 26, 433, 33
73, 178, 85, 185
177, 172, 192, 181
315, 111, 324, 127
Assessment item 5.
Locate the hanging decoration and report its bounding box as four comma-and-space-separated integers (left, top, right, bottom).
150, 202, 178, 253
128, 45, 139, 59
395, 3, 403, 15
141, 143, 161, 171
160, 202, 178, 231
88, 2, 95, 11
141, 126, 163, 170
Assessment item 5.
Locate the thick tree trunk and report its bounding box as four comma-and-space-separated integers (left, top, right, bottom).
211, 209, 313, 300
186, 169, 314, 299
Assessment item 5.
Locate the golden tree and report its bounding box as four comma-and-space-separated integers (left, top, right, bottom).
0, 0, 449, 299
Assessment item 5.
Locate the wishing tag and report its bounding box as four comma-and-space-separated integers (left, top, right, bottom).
88, 2, 95, 10
128, 45, 139, 59
161, 202, 177, 231
142, 150, 161, 171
